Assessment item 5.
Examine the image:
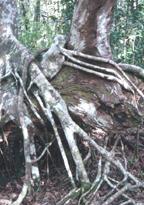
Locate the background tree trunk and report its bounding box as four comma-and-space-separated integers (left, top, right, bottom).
34, 0, 41, 22
19, 0, 30, 30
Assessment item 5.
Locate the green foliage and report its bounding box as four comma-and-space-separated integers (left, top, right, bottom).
19, 19, 63, 51
61, 0, 75, 33
111, 1, 144, 67
18, 0, 144, 67
18, 1, 64, 51
18, 0, 73, 51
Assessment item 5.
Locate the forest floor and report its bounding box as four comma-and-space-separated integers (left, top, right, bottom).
0, 134, 144, 205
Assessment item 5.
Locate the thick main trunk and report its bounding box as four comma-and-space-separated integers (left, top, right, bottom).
52, 0, 143, 133
0, 0, 144, 204
68, 0, 115, 58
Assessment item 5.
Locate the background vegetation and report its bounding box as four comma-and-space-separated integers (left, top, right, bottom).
18, 0, 144, 66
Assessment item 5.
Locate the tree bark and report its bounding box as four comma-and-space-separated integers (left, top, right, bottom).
19, 0, 30, 30
0, 0, 144, 204
34, 0, 41, 22
68, 0, 115, 58
52, 0, 143, 132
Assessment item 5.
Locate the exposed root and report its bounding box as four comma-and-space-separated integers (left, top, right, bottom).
11, 183, 28, 205
56, 188, 81, 205
61, 48, 132, 92
29, 62, 144, 204
1, 0, 143, 204
60, 48, 144, 99
33, 91, 76, 187
64, 61, 130, 91
1, 28, 144, 204
119, 63, 144, 79
14, 71, 43, 124
30, 134, 40, 187
78, 157, 102, 205
12, 106, 31, 205
30, 63, 90, 184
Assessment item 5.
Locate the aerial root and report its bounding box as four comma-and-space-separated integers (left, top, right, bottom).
73, 128, 144, 204
9, 59, 144, 204
33, 91, 76, 187
30, 63, 90, 184
60, 47, 144, 99
64, 61, 130, 91
10, 72, 40, 205
56, 130, 144, 205
61, 49, 132, 92
11, 183, 28, 205
119, 63, 144, 79
2, 34, 143, 204
11, 116, 31, 205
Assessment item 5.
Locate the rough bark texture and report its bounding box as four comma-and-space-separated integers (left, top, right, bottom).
68, 0, 115, 58
53, 0, 143, 133
0, 0, 144, 204
52, 65, 143, 132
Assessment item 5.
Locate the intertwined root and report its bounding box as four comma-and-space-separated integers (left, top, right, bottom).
10, 60, 144, 205
1, 33, 144, 204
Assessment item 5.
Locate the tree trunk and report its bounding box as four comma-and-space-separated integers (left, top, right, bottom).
52, 0, 143, 132
68, 0, 115, 58
0, 0, 144, 204
19, 0, 30, 29
34, 0, 41, 22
